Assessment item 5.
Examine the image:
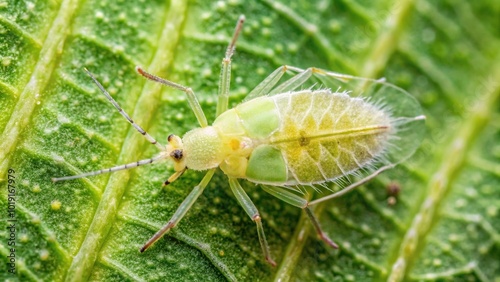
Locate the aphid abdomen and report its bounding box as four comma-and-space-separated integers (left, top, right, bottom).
269, 90, 392, 185
214, 90, 391, 185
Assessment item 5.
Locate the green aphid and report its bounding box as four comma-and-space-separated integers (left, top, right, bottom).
53, 15, 425, 266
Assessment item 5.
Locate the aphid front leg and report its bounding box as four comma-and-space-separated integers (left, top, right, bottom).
53, 69, 170, 182
136, 67, 208, 128
228, 178, 276, 267
261, 185, 338, 248
140, 169, 216, 252
216, 15, 245, 117
163, 168, 186, 186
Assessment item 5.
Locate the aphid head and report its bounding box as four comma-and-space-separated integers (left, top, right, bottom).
166, 134, 186, 172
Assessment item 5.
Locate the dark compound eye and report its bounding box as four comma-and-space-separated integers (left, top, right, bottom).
170, 149, 183, 160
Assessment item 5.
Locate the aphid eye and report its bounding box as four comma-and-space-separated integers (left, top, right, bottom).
167, 134, 174, 142
170, 149, 183, 160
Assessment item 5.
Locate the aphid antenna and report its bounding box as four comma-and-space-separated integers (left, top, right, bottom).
51, 153, 167, 182
52, 68, 172, 183
225, 15, 246, 60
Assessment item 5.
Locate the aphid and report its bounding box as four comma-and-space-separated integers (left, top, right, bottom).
53, 15, 425, 266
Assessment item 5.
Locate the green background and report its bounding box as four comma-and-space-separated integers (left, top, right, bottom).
1, 0, 499, 281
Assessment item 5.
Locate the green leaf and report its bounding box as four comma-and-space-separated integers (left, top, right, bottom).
1, 0, 499, 281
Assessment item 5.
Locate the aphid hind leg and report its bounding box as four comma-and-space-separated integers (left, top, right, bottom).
228, 178, 276, 267
261, 185, 338, 248
216, 15, 245, 117
269, 67, 316, 95
309, 164, 395, 206
248, 66, 323, 100
84, 68, 165, 151
245, 66, 288, 101
140, 169, 216, 252
136, 67, 208, 128
284, 65, 388, 90
304, 207, 339, 248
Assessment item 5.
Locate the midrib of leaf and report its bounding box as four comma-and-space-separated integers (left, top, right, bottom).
0, 0, 79, 177
386, 63, 500, 282
359, 0, 415, 78
64, 1, 188, 281
272, 0, 415, 280
273, 198, 318, 282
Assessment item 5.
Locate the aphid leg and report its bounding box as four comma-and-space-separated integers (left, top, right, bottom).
261, 185, 338, 248
245, 65, 324, 100
285, 65, 364, 83
140, 169, 215, 252
244, 66, 288, 101
309, 164, 395, 206
245, 65, 335, 100
304, 207, 339, 248
136, 67, 208, 128
228, 178, 276, 267
269, 67, 315, 95
275, 65, 370, 95
52, 154, 166, 182
84, 68, 165, 151
284, 65, 389, 94
216, 15, 245, 117
163, 168, 187, 186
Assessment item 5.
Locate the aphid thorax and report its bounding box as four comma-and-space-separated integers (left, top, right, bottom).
181, 127, 223, 171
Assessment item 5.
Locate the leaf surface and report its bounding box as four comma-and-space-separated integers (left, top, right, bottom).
1, 0, 499, 281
